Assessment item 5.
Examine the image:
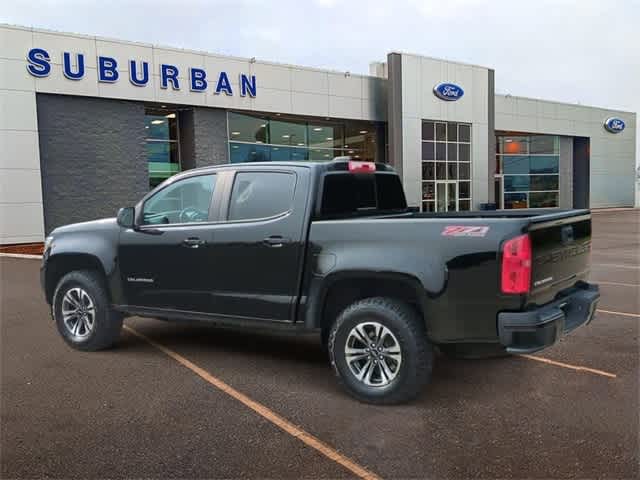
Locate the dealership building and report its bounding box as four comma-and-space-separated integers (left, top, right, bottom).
0, 24, 637, 245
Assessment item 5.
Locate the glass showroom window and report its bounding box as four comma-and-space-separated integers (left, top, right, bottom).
228, 112, 379, 163
421, 121, 472, 212
496, 135, 560, 209
145, 109, 180, 189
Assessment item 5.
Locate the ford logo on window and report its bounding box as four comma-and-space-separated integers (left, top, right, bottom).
604, 117, 625, 133
433, 83, 464, 101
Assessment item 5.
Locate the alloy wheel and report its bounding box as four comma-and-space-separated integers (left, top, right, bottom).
61, 287, 96, 339
345, 321, 402, 387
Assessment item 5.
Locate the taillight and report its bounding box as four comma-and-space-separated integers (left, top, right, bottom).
348, 161, 375, 173
501, 234, 532, 294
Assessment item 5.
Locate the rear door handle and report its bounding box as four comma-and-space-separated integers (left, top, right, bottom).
263, 235, 288, 248
182, 237, 206, 248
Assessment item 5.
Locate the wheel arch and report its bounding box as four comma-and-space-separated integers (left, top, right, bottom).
311, 271, 429, 335
44, 253, 108, 304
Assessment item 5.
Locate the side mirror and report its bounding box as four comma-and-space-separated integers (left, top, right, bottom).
117, 207, 136, 229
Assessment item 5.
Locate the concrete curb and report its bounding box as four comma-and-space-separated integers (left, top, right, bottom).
0, 253, 43, 260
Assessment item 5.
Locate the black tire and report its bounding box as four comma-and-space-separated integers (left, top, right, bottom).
328, 297, 433, 405
52, 270, 123, 351
438, 343, 512, 359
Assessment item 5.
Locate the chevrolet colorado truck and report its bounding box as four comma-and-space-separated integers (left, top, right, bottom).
41, 158, 599, 404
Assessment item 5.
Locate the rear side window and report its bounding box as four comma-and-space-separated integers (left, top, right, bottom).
320, 172, 407, 217
228, 172, 296, 221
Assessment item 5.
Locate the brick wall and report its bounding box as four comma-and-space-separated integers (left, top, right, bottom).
37, 94, 147, 234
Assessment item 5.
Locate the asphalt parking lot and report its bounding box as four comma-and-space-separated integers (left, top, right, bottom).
1, 209, 638, 479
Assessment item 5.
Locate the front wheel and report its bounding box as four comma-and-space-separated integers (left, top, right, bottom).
52, 270, 123, 351
328, 297, 433, 405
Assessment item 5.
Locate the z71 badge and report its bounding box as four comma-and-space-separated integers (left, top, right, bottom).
441, 226, 490, 237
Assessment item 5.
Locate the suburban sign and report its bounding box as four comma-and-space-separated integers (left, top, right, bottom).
433, 82, 464, 101
603, 117, 625, 134
25, 47, 257, 97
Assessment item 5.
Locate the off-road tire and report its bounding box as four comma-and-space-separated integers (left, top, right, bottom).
52, 270, 123, 351
328, 297, 433, 404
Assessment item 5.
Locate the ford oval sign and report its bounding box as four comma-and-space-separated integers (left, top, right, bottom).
433, 83, 464, 101
604, 117, 625, 134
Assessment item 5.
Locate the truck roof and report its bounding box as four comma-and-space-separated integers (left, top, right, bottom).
182, 160, 395, 178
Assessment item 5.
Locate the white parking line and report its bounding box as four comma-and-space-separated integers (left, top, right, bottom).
124, 325, 381, 480
593, 281, 639, 288
592, 263, 640, 270
519, 354, 617, 378
596, 309, 640, 318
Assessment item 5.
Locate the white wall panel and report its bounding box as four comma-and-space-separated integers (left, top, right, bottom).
34, 66, 99, 97
32, 30, 98, 68
0, 130, 40, 170
250, 63, 291, 90
0, 169, 43, 204
291, 68, 328, 95
328, 73, 361, 98
329, 95, 362, 119
291, 91, 328, 117
96, 40, 153, 71
0, 25, 33, 61
0, 58, 36, 91
0, 204, 45, 243
0, 90, 38, 131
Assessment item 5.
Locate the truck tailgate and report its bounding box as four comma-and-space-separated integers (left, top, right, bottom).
527, 210, 592, 304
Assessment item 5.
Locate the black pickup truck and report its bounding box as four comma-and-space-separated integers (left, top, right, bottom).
41, 159, 599, 404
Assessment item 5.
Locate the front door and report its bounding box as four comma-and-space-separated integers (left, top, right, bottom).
435, 181, 458, 212
118, 173, 221, 312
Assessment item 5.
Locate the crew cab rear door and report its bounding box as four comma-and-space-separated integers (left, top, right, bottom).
205, 167, 310, 322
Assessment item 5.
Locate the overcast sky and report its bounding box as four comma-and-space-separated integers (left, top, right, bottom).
3, 0, 639, 164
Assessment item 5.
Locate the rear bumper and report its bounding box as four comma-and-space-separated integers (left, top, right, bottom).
497, 281, 600, 354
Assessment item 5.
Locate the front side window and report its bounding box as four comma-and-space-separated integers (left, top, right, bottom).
228, 172, 296, 221
142, 174, 216, 225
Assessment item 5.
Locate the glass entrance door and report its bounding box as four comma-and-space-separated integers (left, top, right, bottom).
435, 181, 457, 212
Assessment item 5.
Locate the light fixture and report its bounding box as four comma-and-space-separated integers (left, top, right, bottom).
260, 123, 267, 127
273, 147, 279, 151
326, 137, 333, 141
161, 105, 167, 108
282, 134, 290, 138
165, 113, 176, 119
348, 150, 354, 154
151, 120, 164, 125
354, 155, 361, 158
256, 141, 263, 143
297, 142, 304, 146
505, 139, 513, 143
231, 131, 240, 135
313, 127, 323, 131
144, 126, 149, 129
344, 145, 349, 148
324, 154, 330, 157
359, 130, 368, 134
232, 145, 239, 149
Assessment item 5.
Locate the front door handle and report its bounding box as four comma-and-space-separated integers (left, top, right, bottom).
182, 237, 206, 248
263, 235, 288, 248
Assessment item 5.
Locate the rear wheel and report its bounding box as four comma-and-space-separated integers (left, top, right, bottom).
328, 297, 433, 404
52, 270, 123, 351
